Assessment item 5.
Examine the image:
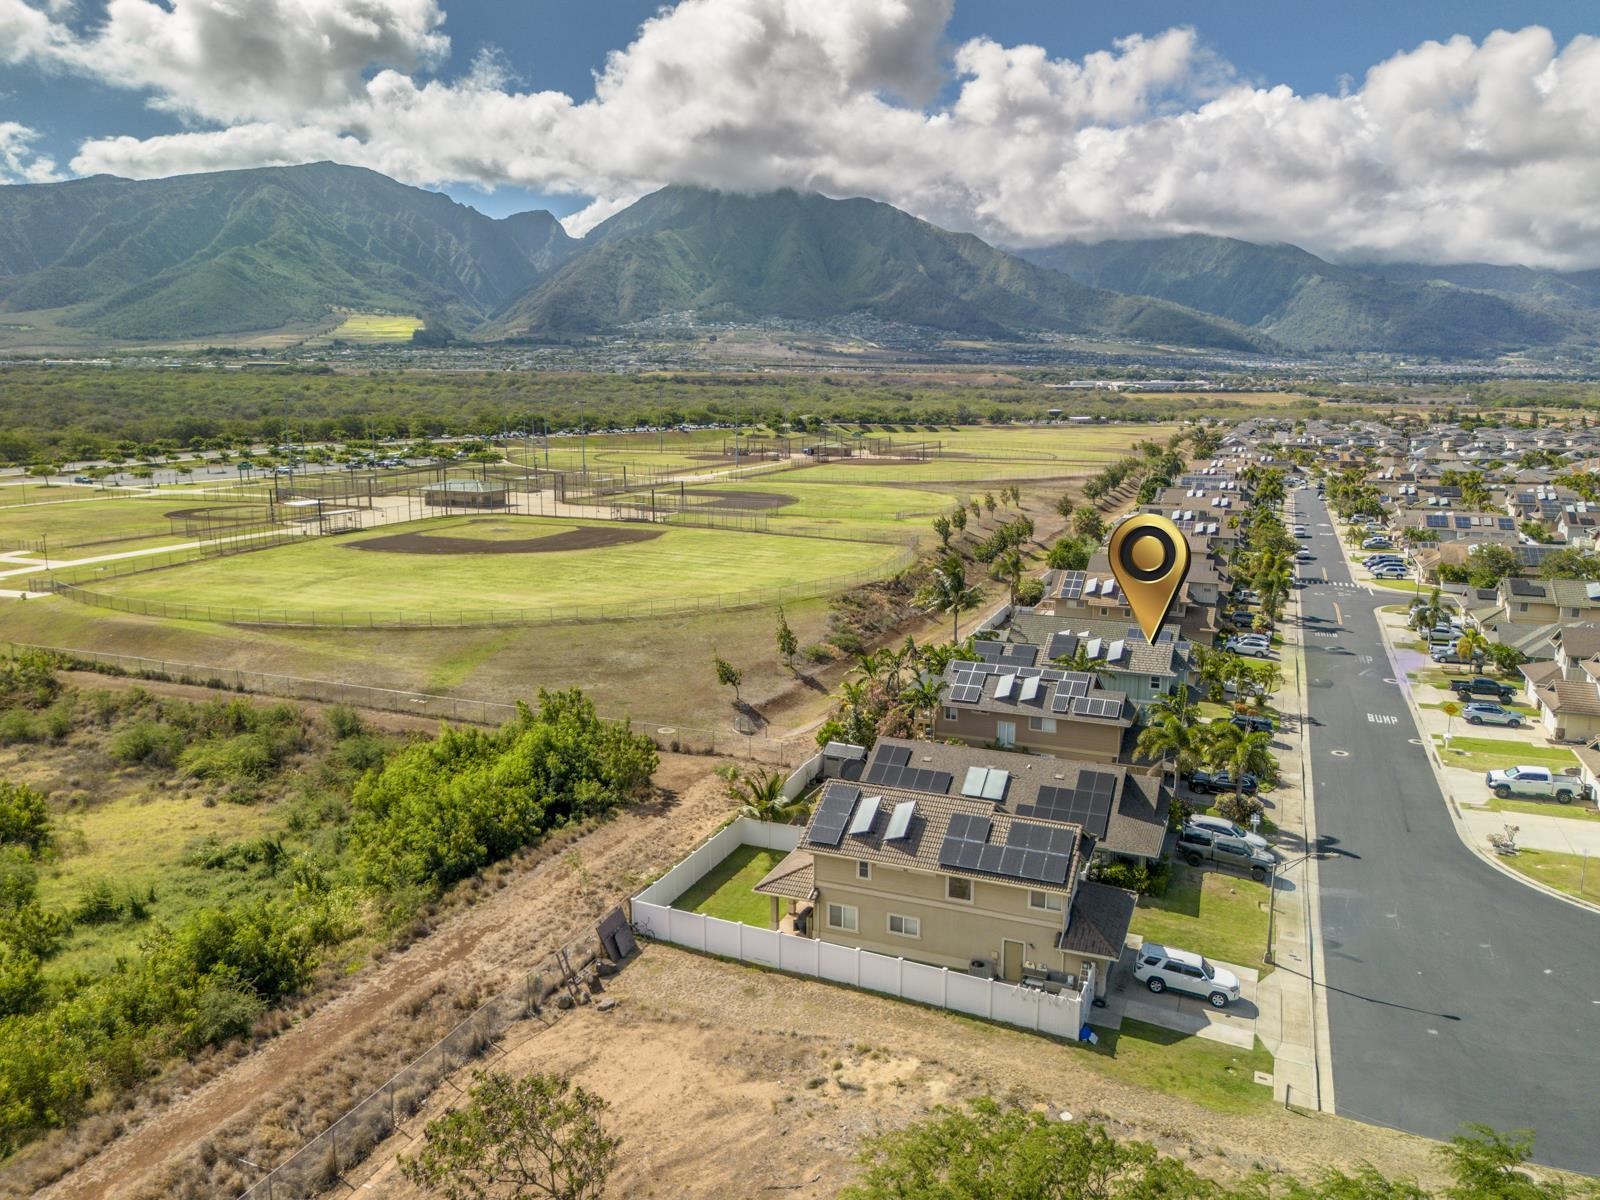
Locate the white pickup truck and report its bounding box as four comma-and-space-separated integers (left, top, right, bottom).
1484, 765, 1586, 804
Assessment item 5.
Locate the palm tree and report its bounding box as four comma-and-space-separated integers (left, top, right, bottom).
1049, 643, 1108, 679
729, 768, 806, 823
917, 557, 982, 644
1455, 628, 1489, 671
900, 675, 946, 735
989, 548, 1025, 605
1190, 645, 1236, 703
1203, 722, 1276, 818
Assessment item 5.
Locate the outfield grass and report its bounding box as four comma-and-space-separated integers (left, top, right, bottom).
1083, 1019, 1274, 1115
89, 516, 907, 617
1500, 848, 1600, 905
0, 496, 187, 552
1432, 735, 1579, 776
670, 844, 788, 925
1130, 865, 1272, 973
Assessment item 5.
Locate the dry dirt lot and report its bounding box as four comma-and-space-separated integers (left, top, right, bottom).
355, 946, 1451, 1200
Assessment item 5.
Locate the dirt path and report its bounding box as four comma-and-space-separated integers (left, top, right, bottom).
21, 754, 736, 1200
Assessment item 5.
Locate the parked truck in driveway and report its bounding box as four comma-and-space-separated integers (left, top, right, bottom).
1484, 765, 1587, 804
1451, 676, 1517, 702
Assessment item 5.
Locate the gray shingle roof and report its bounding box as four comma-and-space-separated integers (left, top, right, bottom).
1009, 610, 1187, 679
1056, 882, 1137, 960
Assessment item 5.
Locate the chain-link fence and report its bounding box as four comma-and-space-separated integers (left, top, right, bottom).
13, 642, 807, 764
235, 938, 602, 1200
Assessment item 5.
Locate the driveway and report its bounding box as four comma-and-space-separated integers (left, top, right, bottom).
1297, 487, 1600, 1174
1099, 945, 1261, 1050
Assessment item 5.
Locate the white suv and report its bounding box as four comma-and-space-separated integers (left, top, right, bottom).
1133, 944, 1242, 1009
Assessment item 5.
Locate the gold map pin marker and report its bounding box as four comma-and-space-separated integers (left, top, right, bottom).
1108, 514, 1190, 644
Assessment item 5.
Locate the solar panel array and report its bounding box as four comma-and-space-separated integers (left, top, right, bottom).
1047, 673, 1094, 713
973, 641, 1040, 668
1497, 517, 1517, 531
809, 784, 859, 847
1016, 770, 1118, 838
1044, 631, 1078, 661
947, 659, 1073, 707
863, 744, 955, 793
1072, 695, 1124, 721
1058, 571, 1086, 600
1425, 513, 1449, 528
936, 812, 1073, 884
1004, 819, 1078, 857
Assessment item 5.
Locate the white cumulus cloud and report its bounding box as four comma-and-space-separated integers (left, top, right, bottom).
7, 0, 1600, 268
0, 121, 62, 182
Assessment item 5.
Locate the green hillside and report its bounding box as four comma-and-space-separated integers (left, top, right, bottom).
1019, 234, 1594, 356
493, 187, 1266, 350
0, 162, 579, 339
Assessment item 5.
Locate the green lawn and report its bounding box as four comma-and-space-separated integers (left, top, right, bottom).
670, 844, 788, 926
1500, 848, 1600, 905
0, 496, 185, 552
89, 516, 907, 619
1484, 796, 1600, 823
1082, 1018, 1274, 1115
694, 479, 965, 531
1433, 735, 1579, 776
1130, 866, 1272, 973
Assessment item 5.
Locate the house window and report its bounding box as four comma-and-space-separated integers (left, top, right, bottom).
1150, 677, 1162, 688
1028, 716, 1057, 732
946, 876, 973, 903
996, 720, 1017, 748
857, 860, 871, 881
1028, 889, 1065, 912
1518, 602, 1528, 612
942, 707, 958, 722
826, 903, 858, 932
887, 913, 921, 938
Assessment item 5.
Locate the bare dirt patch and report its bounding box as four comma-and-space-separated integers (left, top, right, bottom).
348, 525, 665, 555
679, 488, 796, 511
353, 945, 1450, 1200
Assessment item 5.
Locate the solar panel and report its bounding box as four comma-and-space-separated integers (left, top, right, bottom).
1002, 644, 1039, 667
1058, 571, 1086, 600
1072, 695, 1124, 720
849, 795, 881, 836
1454, 516, 1472, 529
1004, 820, 1076, 856
1497, 518, 1516, 530
877, 744, 912, 768
885, 800, 915, 840
809, 784, 859, 847
974, 640, 1003, 663
993, 674, 1016, 700
980, 770, 1009, 802
961, 766, 988, 798
1044, 631, 1078, 661
1084, 577, 1099, 596
1018, 676, 1041, 702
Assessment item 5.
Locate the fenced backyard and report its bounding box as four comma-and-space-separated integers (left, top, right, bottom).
631, 818, 1090, 1040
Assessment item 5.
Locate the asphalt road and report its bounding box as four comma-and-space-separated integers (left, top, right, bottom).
1293, 488, 1598, 1174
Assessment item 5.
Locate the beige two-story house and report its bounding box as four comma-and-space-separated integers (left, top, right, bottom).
757, 744, 1139, 995
930, 656, 1134, 761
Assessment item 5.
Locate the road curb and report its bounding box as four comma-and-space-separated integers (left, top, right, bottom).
1331, 518, 1600, 918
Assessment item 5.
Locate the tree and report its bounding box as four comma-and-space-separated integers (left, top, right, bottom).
1413, 587, 1447, 634
950, 506, 968, 536
1203, 722, 1275, 822
1466, 545, 1520, 589
1455, 628, 1489, 670
713, 654, 742, 703
917, 555, 983, 644
399, 1070, 618, 1200
1050, 643, 1108, 679
989, 548, 1025, 605
1485, 643, 1527, 677
729, 768, 804, 822
1540, 548, 1600, 580
900, 675, 946, 735
1134, 686, 1201, 774
983, 491, 997, 516
932, 514, 953, 548
1072, 507, 1106, 543
1045, 536, 1090, 572
774, 607, 797, 670
1054, 493, 1076, 519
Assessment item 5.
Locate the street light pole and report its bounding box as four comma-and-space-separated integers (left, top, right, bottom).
1264, 851, 1317, 966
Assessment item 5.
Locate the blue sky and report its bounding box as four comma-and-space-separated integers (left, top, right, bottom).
3, 1, 1597, 266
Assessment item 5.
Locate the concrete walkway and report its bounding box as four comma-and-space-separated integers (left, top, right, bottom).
1099, 946, 1261, 1050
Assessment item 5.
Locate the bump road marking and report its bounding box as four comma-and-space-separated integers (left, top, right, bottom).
1367, 713, 1399, 725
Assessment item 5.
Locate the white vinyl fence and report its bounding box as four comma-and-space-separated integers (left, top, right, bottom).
632, 818, 1087, 1040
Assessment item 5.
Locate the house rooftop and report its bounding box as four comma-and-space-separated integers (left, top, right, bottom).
939, 657, 1135, 728
1056, 882, 1138, 960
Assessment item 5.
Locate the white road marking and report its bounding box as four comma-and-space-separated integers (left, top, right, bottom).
1367, 713, 1399, 725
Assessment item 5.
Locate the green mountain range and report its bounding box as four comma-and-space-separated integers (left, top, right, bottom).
492, 186, 1262, 350
0, 162, 578, 339
1016, 234, 1597, 356
3, 162, 1596, 356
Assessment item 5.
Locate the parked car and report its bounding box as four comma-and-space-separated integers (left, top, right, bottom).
1292, 525, 1309, 537
1295, 548, 1315, 561
1431, 646, 1481, 665
71, 474, 92, 484
1484, 765, 1584, 804
1184, 769, 1260, 796
1186, 813, 1270, 850
1451, 676, 1516, 702
1175, 826, 1275, 881
1428, 626, 1464, 644
1463, 703, 1524, 728
1225, 636, 1272, 658
1230, 713, 1275, 734
1133, 944, 1242, 1009
1373, 567, 1411, 580
1362, 536, 1393, 549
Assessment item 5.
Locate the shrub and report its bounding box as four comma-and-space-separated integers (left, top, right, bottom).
1013, 578, 1045, 607
0, 709, 39, 745
325, 705, 364, 739
109, 720, 186, 767
180, 732, 283, 783
0, 782, 52, 854
1217, 793, 1265, 825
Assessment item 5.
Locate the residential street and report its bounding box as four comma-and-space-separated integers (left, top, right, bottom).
1293, 487, 1600, 1173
